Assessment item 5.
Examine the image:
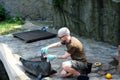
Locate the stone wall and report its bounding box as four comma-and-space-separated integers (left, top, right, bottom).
0, 0, 120, 46
53, 0, 120, 46
0, 0, 53, 20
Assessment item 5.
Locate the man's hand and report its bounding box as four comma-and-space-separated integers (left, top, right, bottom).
46, 54, 56, 60
40, 47, 48, 54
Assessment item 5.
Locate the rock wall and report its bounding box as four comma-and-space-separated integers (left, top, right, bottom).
0, 0, 53, 20
0, 0, 120, 46
53, 0, 120, 46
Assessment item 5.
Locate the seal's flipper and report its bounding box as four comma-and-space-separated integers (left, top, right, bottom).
36, 73, 43, 80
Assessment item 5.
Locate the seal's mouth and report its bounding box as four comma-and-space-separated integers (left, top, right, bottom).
30, 54, 47, 62
43, 54, 46, 58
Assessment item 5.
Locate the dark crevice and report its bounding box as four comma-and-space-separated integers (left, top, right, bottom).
118, 4, 120, 45
98, 0, 104, 41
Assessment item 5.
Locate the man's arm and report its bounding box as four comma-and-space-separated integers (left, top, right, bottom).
57, 52, 71, 59
40, 42, 62, 54
47, 42, 62, 48
45, 52, 71, 60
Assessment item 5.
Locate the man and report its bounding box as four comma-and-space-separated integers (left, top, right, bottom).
40, 27, 88, 78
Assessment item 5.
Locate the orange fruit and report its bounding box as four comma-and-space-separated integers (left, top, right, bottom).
105, 73, 112, 79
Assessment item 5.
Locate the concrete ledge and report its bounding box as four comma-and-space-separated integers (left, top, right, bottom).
0, 43, 30, 80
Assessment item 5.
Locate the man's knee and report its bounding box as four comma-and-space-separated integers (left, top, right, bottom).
62, 61, 71, 69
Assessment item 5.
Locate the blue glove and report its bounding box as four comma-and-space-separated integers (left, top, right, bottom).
46, 54, 56, 60
40, 47, 48, 54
